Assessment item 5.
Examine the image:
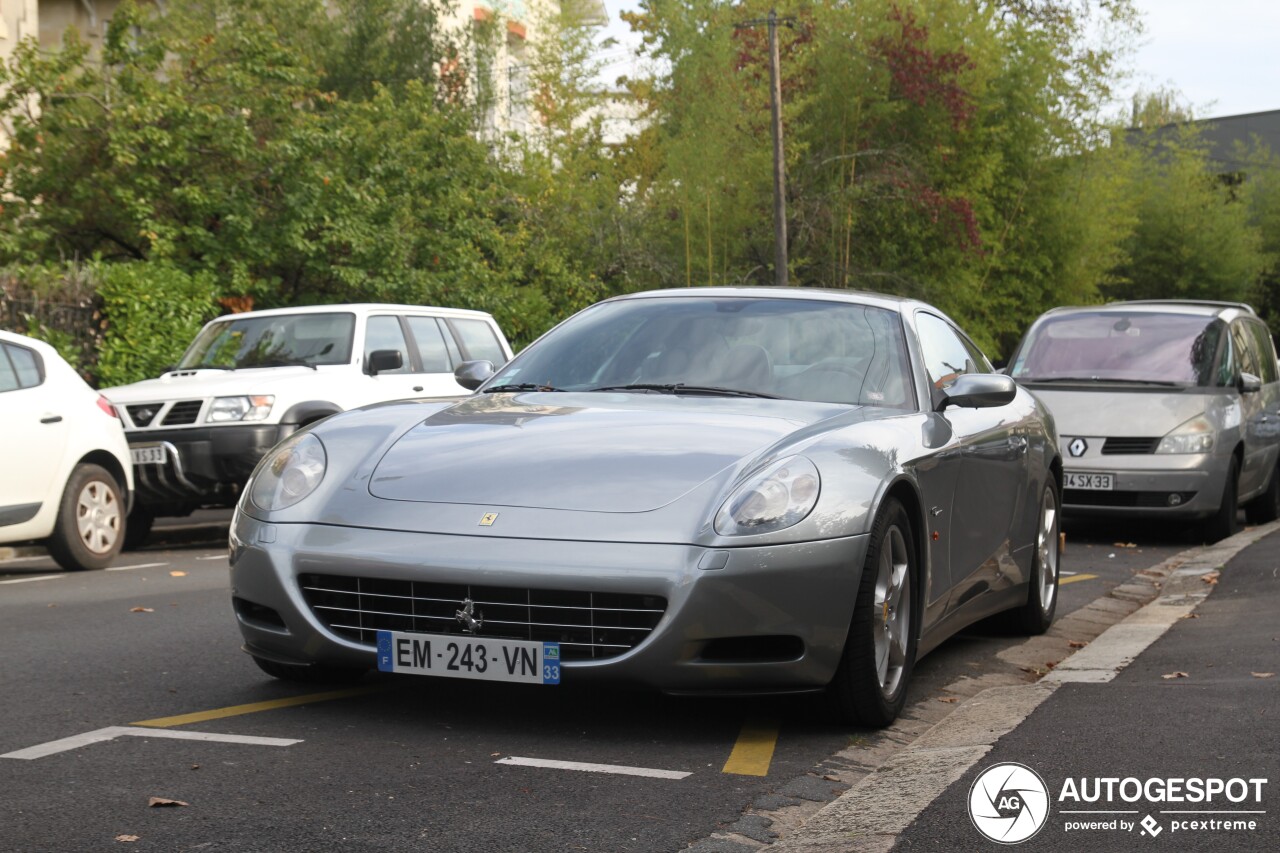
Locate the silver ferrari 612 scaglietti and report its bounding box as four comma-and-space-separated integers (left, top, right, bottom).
230, 287, 1062, 727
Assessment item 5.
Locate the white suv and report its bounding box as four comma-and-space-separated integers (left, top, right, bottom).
102, 303, 512, 539
0, 330, 134, 570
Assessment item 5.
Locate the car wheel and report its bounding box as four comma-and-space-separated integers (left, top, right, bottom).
251, 655, 367, 684
1009, 473, 1060, 635
1244, 462, 1280, 524
124, 507, 156, 550
1203, 457, 1241, 542
47, 463, 124, 571
825, 498, 917, 728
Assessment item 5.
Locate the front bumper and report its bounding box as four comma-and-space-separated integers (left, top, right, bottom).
1061, 451, 1228, 519
127, 424, 295, 511
229, 513, 868, 695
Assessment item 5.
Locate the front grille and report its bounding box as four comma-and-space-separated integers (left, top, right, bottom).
162, 400, 204, 425
126, 404, 161, 427
299, 573, 666, 661
1102, 437, 1160, 455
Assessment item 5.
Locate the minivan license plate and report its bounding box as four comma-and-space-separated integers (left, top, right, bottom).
376, 630, 560, 685
1065, 472, 1113, 490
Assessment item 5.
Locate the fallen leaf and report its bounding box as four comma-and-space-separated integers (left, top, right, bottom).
115, 836, 140, 843
1162, 671, 1189, 679
191, 764, 200, 770
937, 696, 959, 703
1113, 542, 1137, 548
130, 607, 154, 613
1252, 672, 1275, 679
1068, 641, 1088, 649
1201, 571, 1220, 585
148, 797, 189, 808
1180, 613, 1200, 620
169, 571, 187, 577
47, 603, 58, 608
490, 752, 501, 757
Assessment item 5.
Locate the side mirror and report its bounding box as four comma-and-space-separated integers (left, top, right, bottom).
454, 360, 496, 391
366, 349, 403, 376
936, 373, 1017, 411
1239, 372, 1262, 394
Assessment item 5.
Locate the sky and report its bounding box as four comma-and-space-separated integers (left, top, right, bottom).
597, 1, 1280, 120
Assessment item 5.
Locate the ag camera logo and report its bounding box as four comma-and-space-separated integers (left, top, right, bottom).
969, 762, 1051, 844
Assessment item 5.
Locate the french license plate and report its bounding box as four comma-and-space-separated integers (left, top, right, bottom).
130, 444, 166, 465
376, 630, 561, 685
1065, 472, 1114, 490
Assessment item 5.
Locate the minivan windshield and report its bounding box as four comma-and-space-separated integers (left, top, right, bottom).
179, 312, 356, 369
1010, 312, 1224, 386
484, 296, 916, 408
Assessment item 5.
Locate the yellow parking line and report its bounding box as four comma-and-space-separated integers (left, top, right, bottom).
722, 719, 779, 776
1059, 573, 1098, 586
130, 686, 385, 728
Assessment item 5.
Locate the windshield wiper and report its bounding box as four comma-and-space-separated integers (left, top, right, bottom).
1021, 376, 1182, 387
242, 358, 318, 370
177, 365, 234, 372
588, 383, 780, 399
482, 383, 564, 393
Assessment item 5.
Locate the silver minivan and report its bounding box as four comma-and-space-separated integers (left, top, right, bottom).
1006, 300, 1280, 540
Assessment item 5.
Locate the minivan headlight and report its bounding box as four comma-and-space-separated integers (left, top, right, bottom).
208, 395, 274, 422
1156, 415, 1215, 454
715, 456, 820, 536
249, 432, 326, 511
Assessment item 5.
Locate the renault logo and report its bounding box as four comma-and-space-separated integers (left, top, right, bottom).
1068, 438, 1088, 458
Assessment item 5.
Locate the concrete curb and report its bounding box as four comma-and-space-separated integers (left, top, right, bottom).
765, 520, 1279, 852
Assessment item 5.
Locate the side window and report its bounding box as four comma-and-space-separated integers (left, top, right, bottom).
1216, 332, 1236, 386
1, 343, 44, 391
405, 317, 453, 374
1230, 322, 1260, 381
916, 313, 980, 391
364, 316, 412, 374
1247, 321, 1278, 384
0, 345, 21, 392
451, 318, 506, 366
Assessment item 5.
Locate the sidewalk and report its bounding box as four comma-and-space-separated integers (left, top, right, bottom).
777, 526, 1279, 852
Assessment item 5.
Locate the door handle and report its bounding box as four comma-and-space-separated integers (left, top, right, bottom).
40, 415, 63, 424
413, 386, 423, 393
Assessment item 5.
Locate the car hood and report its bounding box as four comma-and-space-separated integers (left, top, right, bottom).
1027, 386, 1222, 436
368, 392, 852, 513
103, 366, 339, 402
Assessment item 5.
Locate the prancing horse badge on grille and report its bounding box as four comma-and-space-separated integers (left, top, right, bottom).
455, 598, 483, 634
479, 512, 498, 526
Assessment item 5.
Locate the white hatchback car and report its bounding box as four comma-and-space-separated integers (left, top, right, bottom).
0, 330, 134, 570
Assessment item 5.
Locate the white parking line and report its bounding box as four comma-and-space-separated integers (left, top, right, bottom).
105, 562, 170, 572
495, 756, 691, 779
195, 555, 227, 561
0, 575, 66, 585
0, 555, 53, 563
2, 726, 302, 760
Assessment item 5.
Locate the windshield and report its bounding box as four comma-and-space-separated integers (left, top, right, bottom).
488, 296, 915, 408
1010, 311, 1224, 386
179, 312, 356, 369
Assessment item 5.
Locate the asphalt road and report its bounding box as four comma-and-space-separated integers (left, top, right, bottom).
0, 514, 1209, 851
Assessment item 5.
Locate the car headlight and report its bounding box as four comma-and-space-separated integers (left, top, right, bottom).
207, 395, 275, 423
1156, 415, 1215, 454
249, 432, 327, 511
715, 456, 821, 536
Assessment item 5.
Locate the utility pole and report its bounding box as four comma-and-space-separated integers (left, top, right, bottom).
739, 10, 793, 287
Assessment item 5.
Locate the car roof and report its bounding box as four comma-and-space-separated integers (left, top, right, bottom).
1038, 300, 1258, 324
603, 286, 930, 314
203, 303, 496, 321
0, 328, 60, 359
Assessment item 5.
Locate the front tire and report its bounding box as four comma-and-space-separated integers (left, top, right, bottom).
1203, 457, 1241, 542
825, 498, 918, 728
47, 463, 124, 571
1010, 473, 1060, 635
